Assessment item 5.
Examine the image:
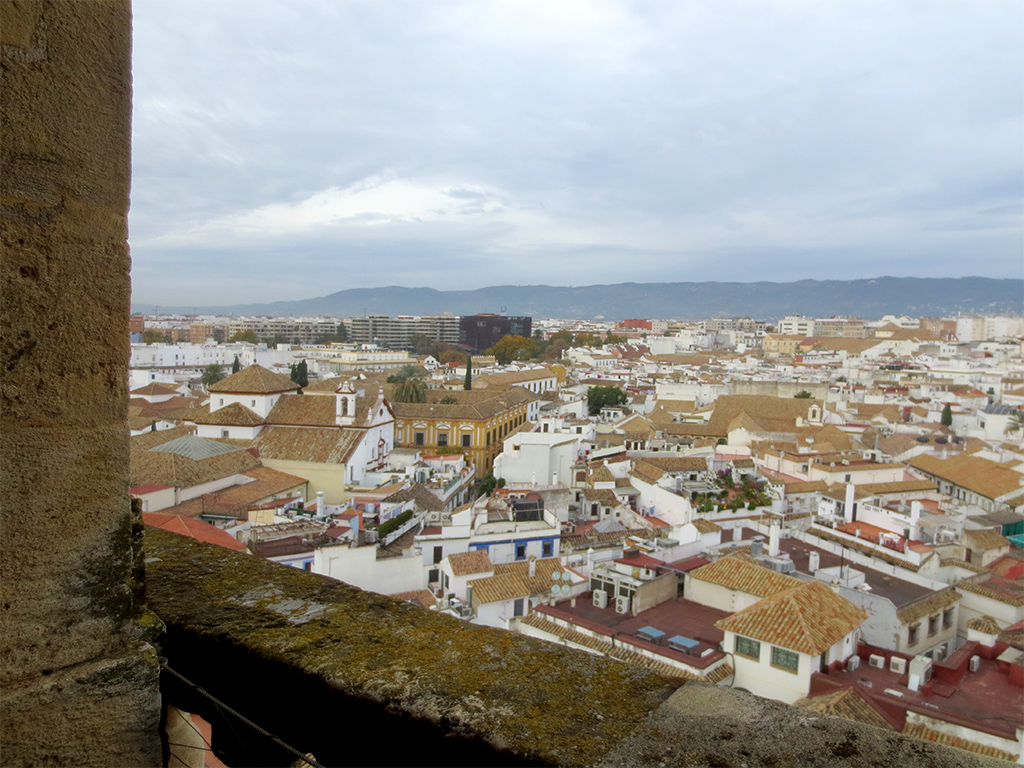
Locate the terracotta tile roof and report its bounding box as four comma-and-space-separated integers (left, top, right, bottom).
783, 480, 830, 494
143, 513, 247, 551
690, 553, 800, 597
640, 456, 708, 473
469, 558, 563, 605
938, 558, 986, 574
630, 463, 664, 485
194, 402, 265, 426
590, 465, 616, 483
966, 615, 1002, 634
130, 424, 195, 451
390, 387, 533, 421
447, 550, 494, 576
909, 453, 1024, 501
716, 580, 867, 655
855, 479, 939, 496
130, 443, 260, 489
901, 722, 1017, 763
794, 688, 894, 731
131, 381, 184, 396
581, 488, 619, 505
809, 527, 921, 572
692, 519, 722, 534
208, 365, 299, 394
265, 391, 392, 429
963, 528, 1011, 552
382, 484, 444, 512
956, 578, 1024, 607
252, 426, 362, 465
895, 588, 961, 624
157, 466, 307, 519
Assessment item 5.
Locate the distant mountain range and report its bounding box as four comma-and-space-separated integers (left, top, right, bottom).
134, 277, 1023, 321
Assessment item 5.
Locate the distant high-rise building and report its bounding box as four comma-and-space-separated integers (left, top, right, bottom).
346, 314, 460, 349
460, 314, 532, 352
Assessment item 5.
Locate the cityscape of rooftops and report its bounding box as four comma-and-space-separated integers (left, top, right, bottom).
126, 1, 1024, 764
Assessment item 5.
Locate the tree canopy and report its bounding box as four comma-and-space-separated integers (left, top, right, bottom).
486, 335, 536, 365
794, 390, 813, 399
392, 378, 427, 403
230, 330, 259, 344
200, 364, 225, 387
941, 403, 953, 427
289, 359, 309, 388
387, 364, 420, 384
587, 385, 627, 416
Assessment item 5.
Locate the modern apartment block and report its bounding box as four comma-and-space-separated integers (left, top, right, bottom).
460, 314, 532, 352
702, 317, 768, 335
776, 315, 864, 338
226, 317, 341, 344
346, 314, 460, 349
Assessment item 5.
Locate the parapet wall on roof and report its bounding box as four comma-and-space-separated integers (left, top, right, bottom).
145, 528, 1002, 767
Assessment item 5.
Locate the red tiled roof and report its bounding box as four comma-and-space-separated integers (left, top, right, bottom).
143, 513, 247, 551
715, 580, 867, 655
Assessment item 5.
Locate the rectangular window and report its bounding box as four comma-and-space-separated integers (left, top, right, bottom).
771, 646, 799, 672
515, 543, 526, 560
415, 432, 424, 446
928, 614, 939, 636
735, 636, 761, 659
438, 433, 448, 447
942, 608, 954, 630
433, 546, 443, 564
513, 598, 524, 617
428, 568, 439, 583
908, 623, 920, 646
462, 433, 471, 448
542, 541, 553, 558
221, 429, 229, 438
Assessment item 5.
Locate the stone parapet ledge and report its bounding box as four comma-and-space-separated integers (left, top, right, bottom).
145, 528, 1004, 767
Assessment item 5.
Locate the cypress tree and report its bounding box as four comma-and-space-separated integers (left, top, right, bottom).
464, 356, 472, 390
231, 355, 241, 374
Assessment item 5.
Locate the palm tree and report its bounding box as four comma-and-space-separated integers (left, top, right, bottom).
1007, 411, 1024, 434
393, 378, 427, 403
200, 364, 225, 387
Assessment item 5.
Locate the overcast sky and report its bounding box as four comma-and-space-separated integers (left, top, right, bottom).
130, 0, 1023, 307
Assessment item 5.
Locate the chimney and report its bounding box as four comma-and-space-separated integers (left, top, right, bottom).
751, 537, 764, 557
733, 526, 742, 542
808, 551, 820, 572
316, 491, 324, 517
768, 524, 780, 557
528, 557, 536, 578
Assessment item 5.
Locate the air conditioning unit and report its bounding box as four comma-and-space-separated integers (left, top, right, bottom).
868, 654, 885, 669
592, 589, 608, 609
969, 656, 981, 672
890, 657, 907, 675
846, 656, 860, 671
615, 595, 631, 614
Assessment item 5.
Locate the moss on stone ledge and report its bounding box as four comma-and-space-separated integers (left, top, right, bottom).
145, 529, 1009, 768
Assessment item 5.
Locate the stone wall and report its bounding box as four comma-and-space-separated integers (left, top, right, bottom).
1, 2, 163, 764
146, 528, 1003, 768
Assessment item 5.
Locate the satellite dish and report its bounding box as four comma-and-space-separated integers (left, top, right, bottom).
561, 571, 572, 582
551, 571, 560, 581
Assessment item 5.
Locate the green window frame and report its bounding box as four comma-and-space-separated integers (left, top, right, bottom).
771, 646, 799, 672
735, 636, 760, 659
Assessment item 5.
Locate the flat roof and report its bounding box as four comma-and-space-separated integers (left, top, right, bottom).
536, 593, 729, 670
